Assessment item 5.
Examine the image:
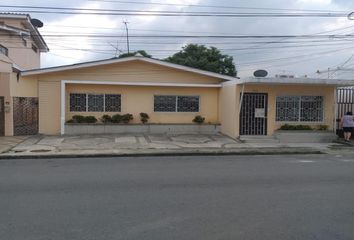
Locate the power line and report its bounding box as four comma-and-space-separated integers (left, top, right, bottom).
86, 0, 348, 13
0, 5, 347, 17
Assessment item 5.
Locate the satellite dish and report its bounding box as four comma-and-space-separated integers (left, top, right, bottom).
254, 69, 268, 78
30, 19, 44, 28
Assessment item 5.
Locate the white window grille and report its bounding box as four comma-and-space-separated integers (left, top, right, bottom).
276, 96, 323, 122
154, 95, 199, 112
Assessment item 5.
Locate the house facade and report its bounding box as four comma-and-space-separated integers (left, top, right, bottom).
18, 56, 354, 139
0, 13, 48, 136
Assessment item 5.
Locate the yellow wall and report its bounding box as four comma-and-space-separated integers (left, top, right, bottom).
234, 84, 335, 136
219, 83, 238, 138
66, 84, 219, 122
32, 60, 224, 135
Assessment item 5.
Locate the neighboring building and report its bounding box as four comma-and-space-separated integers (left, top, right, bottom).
19, 56, 354, 138
0, 13, 48, 136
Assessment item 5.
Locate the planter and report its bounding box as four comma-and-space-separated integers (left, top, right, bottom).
64, 123, 220, 135
274, 130, 337, 143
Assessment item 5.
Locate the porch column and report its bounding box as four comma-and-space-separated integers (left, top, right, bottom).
60, 80, 66, 135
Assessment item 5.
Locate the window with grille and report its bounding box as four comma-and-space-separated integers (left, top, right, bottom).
70, 93, 121, 112
154, 95, 199, 112
276, 96, 323, 122
70, 93, 87, 112
105, 94, 121, 112
88, 94, 104, 112
0, 44, 8, 56
177, 96, 199, 112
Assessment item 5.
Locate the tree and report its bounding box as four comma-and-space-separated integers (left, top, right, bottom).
118, 50, 152, 58
165, 44, 237, 77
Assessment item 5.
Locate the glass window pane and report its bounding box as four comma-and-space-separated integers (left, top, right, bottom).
88, 94, 104, 112
276, 96, 300, 121
154, 96, 176, 112
177, 96, 199, 112
300, 96, 323, 122
105, 94, 121, 112
69, 93, 86, 112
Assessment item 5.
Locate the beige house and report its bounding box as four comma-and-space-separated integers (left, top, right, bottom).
16, 56, 354, 138
0, 13, 48, 136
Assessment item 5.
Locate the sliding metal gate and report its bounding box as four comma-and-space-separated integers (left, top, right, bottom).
240, 93, 268, 135
0, 97, 4, 136
13, 97, 39, 136
336, 87, 354, 135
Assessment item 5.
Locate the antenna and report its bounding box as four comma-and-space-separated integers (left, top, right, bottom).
123, 20, 130, 53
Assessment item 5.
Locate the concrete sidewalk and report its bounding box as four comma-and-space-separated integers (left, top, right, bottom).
0, 133, 351, 159
0, 136, 29, 154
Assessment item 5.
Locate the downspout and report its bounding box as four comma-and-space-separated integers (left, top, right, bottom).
239, 83, 245, 115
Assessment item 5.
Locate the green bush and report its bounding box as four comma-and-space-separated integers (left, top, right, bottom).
193, 115, 205, 124
121, 113, 133, 123
317, 125, 328, 130
140, 112, 149, 124
279, 124, 312, 130
111, 114, 122, 123
84, 116, 97, 123
72, 115, 86, 123
66, 119, 74, 123
101, 114, 112, 123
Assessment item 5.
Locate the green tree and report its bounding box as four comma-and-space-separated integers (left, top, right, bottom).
165, 44, 237, 77
118, 50, 152, 58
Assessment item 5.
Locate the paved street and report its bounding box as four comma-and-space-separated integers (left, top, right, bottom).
1, 154, 354, 240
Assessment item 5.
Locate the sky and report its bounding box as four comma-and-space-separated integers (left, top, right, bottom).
3, 0, 354, 78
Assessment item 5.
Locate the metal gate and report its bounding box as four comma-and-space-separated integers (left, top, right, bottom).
336, 87, 354, 135
240, 93, 268, 135
13, 97, 38, 136
0, 97, 4, 136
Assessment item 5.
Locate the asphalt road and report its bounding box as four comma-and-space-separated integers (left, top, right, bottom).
1, 154, 354, 240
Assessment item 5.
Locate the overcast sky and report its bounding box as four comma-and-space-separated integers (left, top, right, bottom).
3, 0, 354, 78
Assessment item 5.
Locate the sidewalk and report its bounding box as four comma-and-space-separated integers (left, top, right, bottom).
0, 133, 351, 159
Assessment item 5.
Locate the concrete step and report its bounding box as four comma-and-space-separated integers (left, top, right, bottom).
239, 135, 280, 143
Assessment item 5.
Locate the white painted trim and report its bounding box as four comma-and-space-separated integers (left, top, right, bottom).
62, 80, 222, 88
21, 57, 237, 81
237, 77, 354, 86
60, 81, 65, 135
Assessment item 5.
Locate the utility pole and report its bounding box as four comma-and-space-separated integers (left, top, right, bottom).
123, 20, 130, 53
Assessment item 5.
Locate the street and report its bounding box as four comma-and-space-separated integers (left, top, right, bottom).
1, 154, 354, 240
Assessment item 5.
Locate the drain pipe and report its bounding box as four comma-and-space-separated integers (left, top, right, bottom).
239, 83, 245, 115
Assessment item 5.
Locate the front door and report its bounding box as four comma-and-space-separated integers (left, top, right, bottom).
0, 97, 4, 136
240, 93, 268, 135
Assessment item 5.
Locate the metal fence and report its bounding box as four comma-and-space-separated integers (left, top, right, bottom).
336, 87, 354, 135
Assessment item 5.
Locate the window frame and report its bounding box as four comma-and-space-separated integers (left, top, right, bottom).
276, 95, 324, 123
0, 44, 8, 56
69, 93, 121, 113
153, 95, 200, 113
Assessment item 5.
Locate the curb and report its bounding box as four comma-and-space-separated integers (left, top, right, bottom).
0, 148, 324, 160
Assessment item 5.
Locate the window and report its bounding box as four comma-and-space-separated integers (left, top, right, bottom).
22, 38, 27, 47
105, 94, 121, 112
69, 93, 121, 112
154, 95, 199, 112
0, 44, 8, 56
31, 44, 38, 53
154, 96, 176, 112
70, 93, 86, 112
88, 94, 104, 112
276, 96, 323, 122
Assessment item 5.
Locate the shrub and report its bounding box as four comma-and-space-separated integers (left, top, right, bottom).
84, 116, 97, 123
140, 112, 149, 124
121, 113, 133, 123
111, 114, 122, 123
66, 119, 74, 123
101, 114, 112, 123
279, 124, 312, 130
193, 115, 205, 124
72, 115, 86, 123
317, 125, 328, 130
